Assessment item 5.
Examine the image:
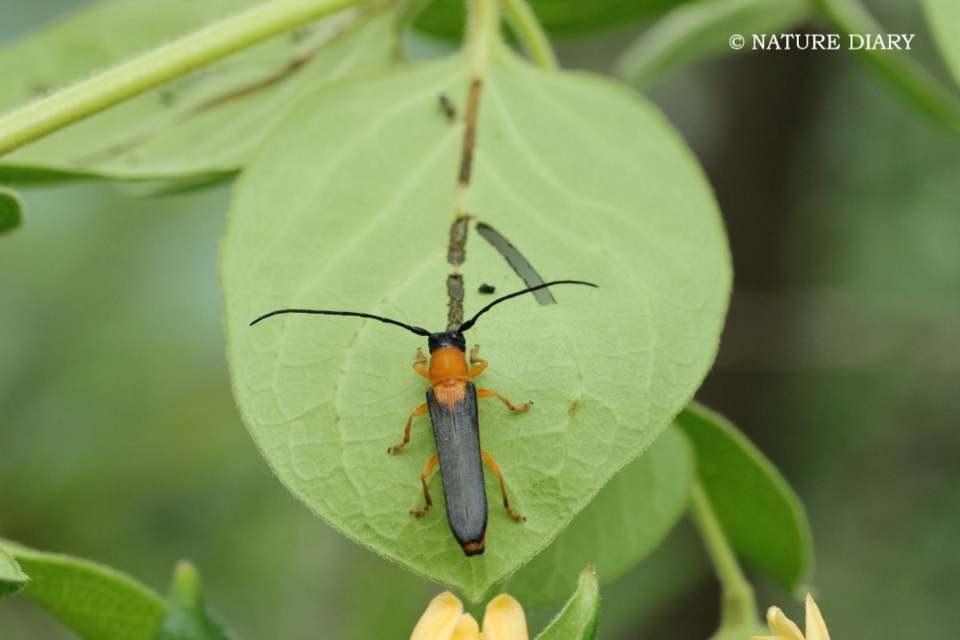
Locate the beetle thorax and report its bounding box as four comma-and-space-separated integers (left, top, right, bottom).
428, 346, 469, 386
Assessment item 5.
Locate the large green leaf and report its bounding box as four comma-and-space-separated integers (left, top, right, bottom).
677, 403, 813, 591
617, 0, 810, 88
223, 48, 730, 600
0, 539, 166, 639
0, 547, 28, 597
534, 566, 600, 640
924, 0, 960, 88
503, 426, 692, 608
0, 0, 397, 182
415, 0, 693, 39
0, 186, 22, 233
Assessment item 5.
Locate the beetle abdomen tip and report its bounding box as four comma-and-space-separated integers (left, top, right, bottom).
461, 539, 485, 556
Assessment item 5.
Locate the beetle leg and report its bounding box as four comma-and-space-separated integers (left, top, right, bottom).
410, 453, 439, 518
481, 450, 526, 522
476, 388, 532, 413
467, 345, 487, 378
412, 347, 430, 380
388, 403, 429, 454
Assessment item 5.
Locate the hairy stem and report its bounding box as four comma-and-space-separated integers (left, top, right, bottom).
0, 0, 367, 155
501, 0, 557, 70
689, 482, 759, 630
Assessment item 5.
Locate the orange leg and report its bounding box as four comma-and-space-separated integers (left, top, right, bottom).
467, 345, 487, 379
387, 403, 429, 454
482, 450, 526, 522
411, 453, 439, 518
477, 388, 532, 413
412, 347, 430, 380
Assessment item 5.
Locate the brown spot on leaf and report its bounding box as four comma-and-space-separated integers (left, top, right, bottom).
458, 79, 482, 186
446, 273, 464, 330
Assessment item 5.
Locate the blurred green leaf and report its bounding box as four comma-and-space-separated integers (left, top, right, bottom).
814, 0, 960, 135
594, 525, 707, 638
0, 539, 165, 639
415, 0, 693, 39
617, 0, 810, 88
534, 566, 600, 640
0, 186, 22, 233
0, 1, 397, 183
0, 547, 28, 597
677, 403, 813, 591
503, 427, 693, 608
223, 49, 730, 600
924, 0, 960, 89
157, 561, 235, 640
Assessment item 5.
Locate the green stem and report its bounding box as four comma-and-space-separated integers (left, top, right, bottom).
501, 0, 557, 70
689, 482, 758, 630
465, 0, 500, 76
0, 0, 367, 156
813, 0, 960, 135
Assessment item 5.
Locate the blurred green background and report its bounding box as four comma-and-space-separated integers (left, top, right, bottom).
1, 1, 958, 638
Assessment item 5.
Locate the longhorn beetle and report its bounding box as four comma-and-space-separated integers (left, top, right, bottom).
250, 280, 597, 555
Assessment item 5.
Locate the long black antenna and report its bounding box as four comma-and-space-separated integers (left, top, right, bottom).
459, 280, 598, 332
249, 308, 431, 337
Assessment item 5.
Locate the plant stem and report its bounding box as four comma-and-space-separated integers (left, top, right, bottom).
813, 0, 960, 135
501, 0, 557, 70
0, 0, 366, 156
689, 482, 759, 630
464, 0, 500, 77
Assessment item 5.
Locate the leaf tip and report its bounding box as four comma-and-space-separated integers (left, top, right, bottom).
168, 559, 202, 608
0, 187, 24, 234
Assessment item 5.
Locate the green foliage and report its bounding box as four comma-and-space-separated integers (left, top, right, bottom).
677, 404, 813, 591
0, 541, 234, 639
0, 547, 28, 597
0, 186, 23, 233
813, 0, 960, 135
617, 0, 809, 88
157, 562, 235, 640
708, 624, 770, 640
924, 0, 960, 88
2, 0, 941, 636
503, 426, 692, 608
223, 45, 730, 599
534, 566, 600, 640
0, 0, 397, 182
0, 539, 166, 640
416, 0, 692, 39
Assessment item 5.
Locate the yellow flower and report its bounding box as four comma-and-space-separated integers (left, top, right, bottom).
754, 594, 831, 640
410, 591, 529, 640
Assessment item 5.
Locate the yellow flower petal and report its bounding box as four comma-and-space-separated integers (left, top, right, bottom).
766, 605, 805, 640
451, 613, 481, 640
411, 592, 464, 640
481, 594, 529, 640
804, 594, 830, 640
